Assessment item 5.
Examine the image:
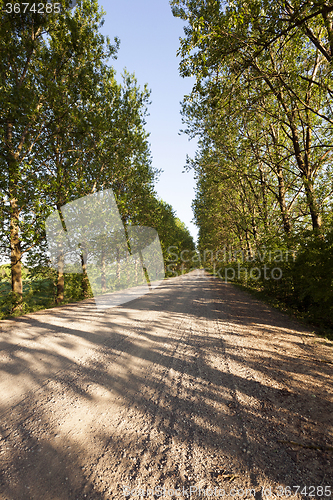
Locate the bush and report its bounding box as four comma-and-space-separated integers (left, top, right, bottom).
210, 231, 333, 331
290, 230, 333, 327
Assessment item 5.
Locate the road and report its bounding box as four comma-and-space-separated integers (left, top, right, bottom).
0, 270, 332, 500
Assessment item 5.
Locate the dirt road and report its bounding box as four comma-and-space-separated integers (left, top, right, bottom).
0, 270, 332, 500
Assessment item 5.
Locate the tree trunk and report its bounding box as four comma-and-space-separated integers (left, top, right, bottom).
81, 251, 90, 298
138, 248, 151, 289
303, 177, 322, 230
276, 164, 291, 234
7, 120, 23, 310
245, 230, 253, 260
288, 115, 321, 230
55, 198, 66, 303
56, 249, 65, 304
116, 246, 120, 287
101, 244, 106, 293
261, 71, 322, 233
10, 196, 23, 308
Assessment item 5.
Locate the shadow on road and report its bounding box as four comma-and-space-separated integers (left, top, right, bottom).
0, 271, 332, 499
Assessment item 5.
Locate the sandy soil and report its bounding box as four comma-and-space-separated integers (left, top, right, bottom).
0, 270, 332, 500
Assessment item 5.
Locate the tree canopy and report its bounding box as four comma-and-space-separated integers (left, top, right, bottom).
0, 0, 195, 314
172, 0, 333, 329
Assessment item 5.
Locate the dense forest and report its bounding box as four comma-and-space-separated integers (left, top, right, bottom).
172, 0, 333, 331
0, 0, 195, 317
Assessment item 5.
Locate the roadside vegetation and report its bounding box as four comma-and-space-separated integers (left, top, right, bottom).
172, 0, 333, 335
0, 0, 195, 318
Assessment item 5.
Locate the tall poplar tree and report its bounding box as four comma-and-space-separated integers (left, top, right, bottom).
0, 0, 118, 307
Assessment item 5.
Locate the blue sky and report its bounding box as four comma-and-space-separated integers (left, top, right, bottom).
98, 0, 199, 242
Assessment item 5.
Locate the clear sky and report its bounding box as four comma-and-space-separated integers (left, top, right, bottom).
98, 0, 199, 242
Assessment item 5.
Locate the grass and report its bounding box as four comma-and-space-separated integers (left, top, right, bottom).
232, 281, 333, 342
0, 274, 93, 319
205, 269, 333, 343
0, 278, 57, 319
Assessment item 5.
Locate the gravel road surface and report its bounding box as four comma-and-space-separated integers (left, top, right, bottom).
0, 270, 332, 500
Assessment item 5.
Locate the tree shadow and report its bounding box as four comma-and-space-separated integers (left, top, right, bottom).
0, 270, 332, 499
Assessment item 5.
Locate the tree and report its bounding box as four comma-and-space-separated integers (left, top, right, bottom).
0, 0, 118, 307
171, 0, 333, 234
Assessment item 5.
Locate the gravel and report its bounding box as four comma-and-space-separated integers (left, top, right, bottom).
0, 270, 332, 500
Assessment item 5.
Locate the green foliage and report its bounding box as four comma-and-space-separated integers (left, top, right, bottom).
0, 0, 195, 316
129, 197, 196, 277
171, 0, 333, 335
207, 232, 333, 330
0, 277, 55, 318
0, 267, 92, 318
63, 273, 93, 302
290, 230, 333, 327
0, 265, 10, 282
